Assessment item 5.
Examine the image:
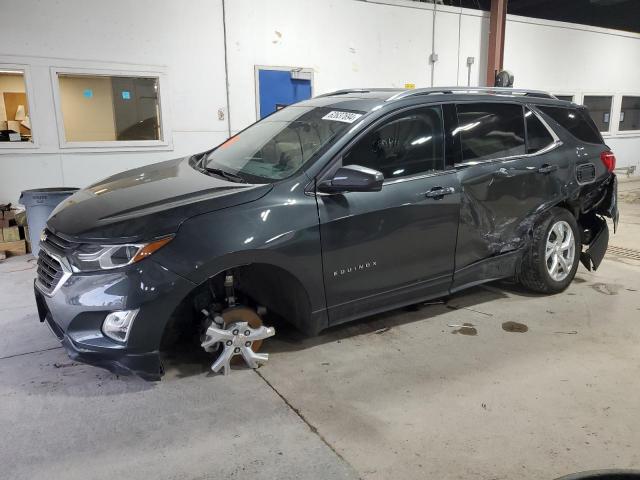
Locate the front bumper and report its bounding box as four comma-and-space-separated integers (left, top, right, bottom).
34, 258, 195, 380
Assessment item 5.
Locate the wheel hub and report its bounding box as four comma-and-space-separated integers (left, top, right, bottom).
545, 220, 575, 282
201, 307, 275, 376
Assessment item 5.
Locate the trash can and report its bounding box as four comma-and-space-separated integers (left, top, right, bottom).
19, 187, 79, 256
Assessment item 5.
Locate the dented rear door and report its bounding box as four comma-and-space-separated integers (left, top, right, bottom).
452, 102, 568, 271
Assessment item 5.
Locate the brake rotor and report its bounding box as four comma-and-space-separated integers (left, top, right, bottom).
222, 307, 265, 363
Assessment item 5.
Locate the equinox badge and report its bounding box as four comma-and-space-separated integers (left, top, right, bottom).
334, 260, 378, 277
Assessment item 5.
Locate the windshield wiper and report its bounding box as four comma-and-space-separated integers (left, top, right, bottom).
203, 167, 247, 183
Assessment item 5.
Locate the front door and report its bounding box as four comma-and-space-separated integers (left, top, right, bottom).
257, 67, 312, 119
317, 105, 461, 325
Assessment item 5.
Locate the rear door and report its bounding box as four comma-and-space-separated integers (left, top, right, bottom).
453, 102, 566, 274
317, 105, 461, 325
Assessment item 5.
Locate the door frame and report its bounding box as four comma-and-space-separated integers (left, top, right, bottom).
253, 65, 315, 120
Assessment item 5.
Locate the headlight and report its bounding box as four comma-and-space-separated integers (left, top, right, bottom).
68, 236, 173, 272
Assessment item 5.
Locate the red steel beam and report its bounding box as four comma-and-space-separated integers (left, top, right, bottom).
486, 0, 508, 86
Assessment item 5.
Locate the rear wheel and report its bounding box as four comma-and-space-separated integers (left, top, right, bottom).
519, 208, 580, 293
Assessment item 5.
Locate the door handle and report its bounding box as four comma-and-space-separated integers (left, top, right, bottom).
537, 164, 559, 174
424, 186, 455, 199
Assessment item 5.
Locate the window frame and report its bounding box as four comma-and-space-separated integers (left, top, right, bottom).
50, 66, 172, 151
341, 104, 446, 183
617, 94, 640, 136
452, 100, 561, 168
581, 93, 614, 136
0, 63, 39, 150
316, 103, 452, 190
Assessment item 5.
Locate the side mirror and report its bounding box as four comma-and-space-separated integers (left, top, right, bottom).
318, 165, 384, 193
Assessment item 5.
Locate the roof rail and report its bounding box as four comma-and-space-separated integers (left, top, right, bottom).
316, 88, 402, 98
387, 87, 557, 101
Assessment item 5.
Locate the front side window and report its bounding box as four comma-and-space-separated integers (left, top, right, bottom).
456, 103, 525, 163
343, 106, 444, 179
0, 69, 32, 143
205, 106, 363, 182
619, 96, 640, 132
525, 108, 554, 154
538, 106, 603, 144
57, 74, 161, 143
582, 95, 612, 133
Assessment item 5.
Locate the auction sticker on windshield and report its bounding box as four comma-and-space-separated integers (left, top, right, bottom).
322, 111, 363, 123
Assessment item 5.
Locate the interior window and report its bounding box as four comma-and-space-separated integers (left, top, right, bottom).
619, 96, 640, 132
57, 73, 161, 142
582, 95, 613, 133
455, 103, 525, 163
0, 70, 32, 143
525, 108, 554, 154
343, 106, 444, 179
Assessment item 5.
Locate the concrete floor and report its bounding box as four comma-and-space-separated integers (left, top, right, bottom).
1, 179, 639, 480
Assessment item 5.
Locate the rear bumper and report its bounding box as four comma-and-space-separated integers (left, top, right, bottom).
34, 259, 195, 380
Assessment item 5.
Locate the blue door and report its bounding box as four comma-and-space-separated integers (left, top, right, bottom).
258, 69, 312, 118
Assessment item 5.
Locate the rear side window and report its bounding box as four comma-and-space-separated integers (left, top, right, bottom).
538, 106, 603, 144
455, 103, 525, 163
525, 109, 554, 154
343, 106, 444, 179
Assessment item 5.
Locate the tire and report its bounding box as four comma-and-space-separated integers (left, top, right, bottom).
519, 207, 580, 294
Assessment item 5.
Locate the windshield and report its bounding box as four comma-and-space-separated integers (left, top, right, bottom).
204, 106, 364, 182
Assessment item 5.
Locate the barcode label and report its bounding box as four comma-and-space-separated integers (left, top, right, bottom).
321, 111, 363, 123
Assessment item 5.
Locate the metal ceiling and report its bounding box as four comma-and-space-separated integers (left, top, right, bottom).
443, 0, 640, 33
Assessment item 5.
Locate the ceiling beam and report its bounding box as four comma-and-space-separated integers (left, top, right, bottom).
486, 0, 507, 86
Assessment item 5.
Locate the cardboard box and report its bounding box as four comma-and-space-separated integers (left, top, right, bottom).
1, 226, 21, 242
0, 240, 27, 257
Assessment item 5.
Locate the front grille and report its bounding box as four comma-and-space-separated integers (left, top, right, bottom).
576, 163, 596, 184
42, 228, 73, 253
36, 248, 64, 294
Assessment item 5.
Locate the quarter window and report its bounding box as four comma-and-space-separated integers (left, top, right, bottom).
455, 103, 525, 163
0, 69, 32, 144
582, 95, 613, 133
343, 106, 444, 179
525, 109, 554, 154
619, 96, 640, 132
538, 106, 603, 144
57, 73, 162, 143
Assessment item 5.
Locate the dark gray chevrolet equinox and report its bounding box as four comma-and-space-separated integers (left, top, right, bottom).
34, 87, 618, 380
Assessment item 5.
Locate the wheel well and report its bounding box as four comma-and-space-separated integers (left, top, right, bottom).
232, 263, 312, 332
160, 263, 313, 349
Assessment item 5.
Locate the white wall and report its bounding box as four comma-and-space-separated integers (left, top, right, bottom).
0, 0, 639, 205
224, 0, 490, 133
0, 0, 229, 205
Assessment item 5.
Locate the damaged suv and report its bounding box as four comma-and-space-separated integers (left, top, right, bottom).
34, 87, 618, 380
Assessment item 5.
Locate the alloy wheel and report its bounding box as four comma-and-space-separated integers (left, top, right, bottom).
545, 220, 576, 282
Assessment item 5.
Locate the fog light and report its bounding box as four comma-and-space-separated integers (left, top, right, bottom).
102, 309, 139, 343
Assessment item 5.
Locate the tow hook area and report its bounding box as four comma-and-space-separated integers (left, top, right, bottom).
200, 306, 275, 376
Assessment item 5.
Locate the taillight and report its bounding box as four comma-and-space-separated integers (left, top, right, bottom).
600, 150, 616, 172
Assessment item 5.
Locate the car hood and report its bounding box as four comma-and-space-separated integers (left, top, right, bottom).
47, 156, 272, 242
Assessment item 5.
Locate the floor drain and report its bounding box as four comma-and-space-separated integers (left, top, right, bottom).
607, 245, 640, 261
